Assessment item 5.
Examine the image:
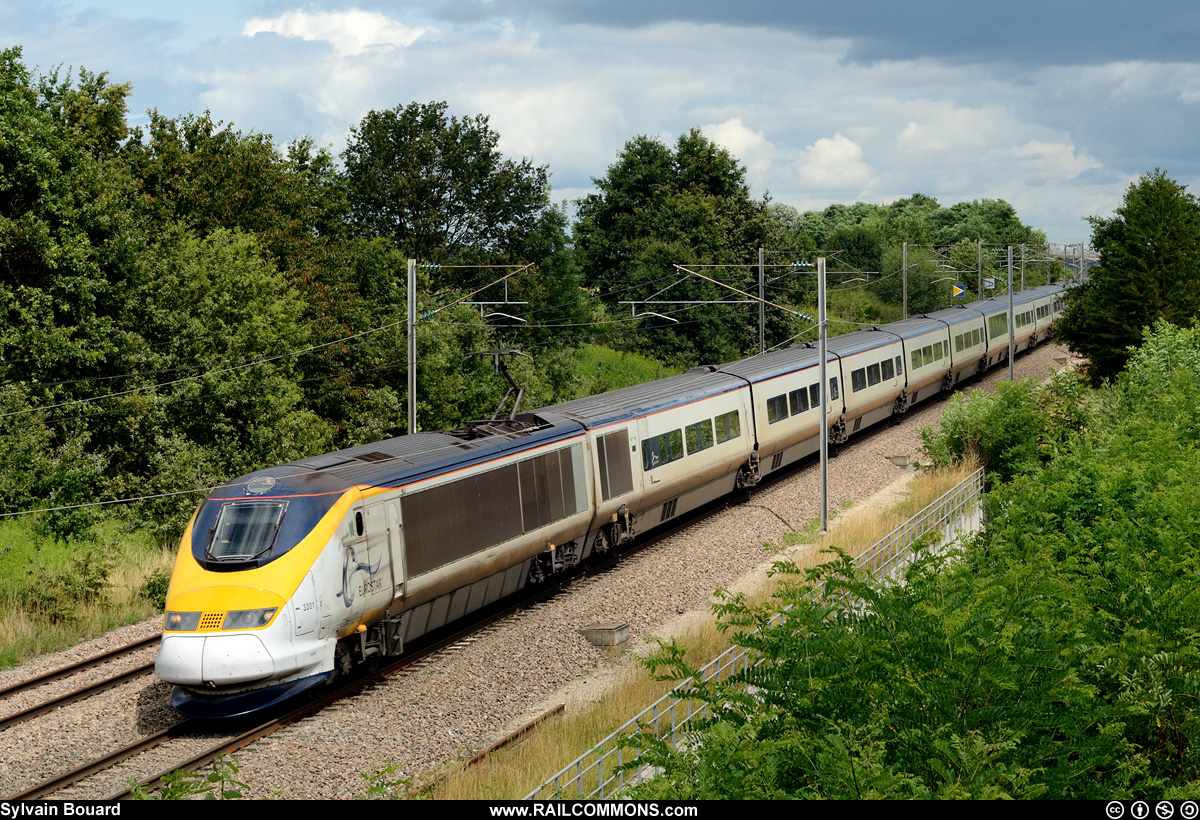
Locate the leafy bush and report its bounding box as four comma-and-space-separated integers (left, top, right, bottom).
919, 379, 1047, 483
20, 548, 113, 624
138, 566, 172, 612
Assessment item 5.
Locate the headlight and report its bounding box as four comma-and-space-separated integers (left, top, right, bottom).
165, 611, 202, 631
222, 608, 278, 630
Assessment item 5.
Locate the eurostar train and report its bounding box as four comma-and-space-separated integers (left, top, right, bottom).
156, 284, 1066, 717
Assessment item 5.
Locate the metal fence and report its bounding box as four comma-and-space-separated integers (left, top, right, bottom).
524, 467, 986, 800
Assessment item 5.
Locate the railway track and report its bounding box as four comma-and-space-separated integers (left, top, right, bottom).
0, 635, 160, 732
8, 548, 658, 801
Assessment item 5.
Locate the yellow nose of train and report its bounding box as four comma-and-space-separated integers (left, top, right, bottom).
155, 468, 355, 717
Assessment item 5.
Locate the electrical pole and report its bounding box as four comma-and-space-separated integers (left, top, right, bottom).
758, 247, 765, 355
407, 258, 417, 435
977, 239, 983, 297
818, 256, 828, 534
902, 242, 908, 320
1007, 245, 1015, 382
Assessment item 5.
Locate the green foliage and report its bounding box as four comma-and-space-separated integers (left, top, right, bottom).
575, 130, 777, 366
343, 100, 549, 276
1058, 169, 1200, 384
358, 761, 415, 799
129, 755, 248, 800
918, 380, 1047, 483
20, 546, 113, 624
138, 566, 172, 612
626, 319, 1200, 800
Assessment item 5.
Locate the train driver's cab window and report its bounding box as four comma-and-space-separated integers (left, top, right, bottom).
208, 501, 286, 560
642, 429, 683, 471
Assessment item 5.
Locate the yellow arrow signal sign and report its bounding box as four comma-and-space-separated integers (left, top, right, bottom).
952, 284, 965, 297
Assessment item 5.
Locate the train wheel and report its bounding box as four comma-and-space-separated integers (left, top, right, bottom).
334, 641, 353, 679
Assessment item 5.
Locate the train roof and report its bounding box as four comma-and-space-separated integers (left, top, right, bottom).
718, 345, 826, 383
545, 369, 746, 429
870, 316, 947, 339
215, 411, 586, 500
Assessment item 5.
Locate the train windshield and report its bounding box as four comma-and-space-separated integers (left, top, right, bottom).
207, 501, 287, 560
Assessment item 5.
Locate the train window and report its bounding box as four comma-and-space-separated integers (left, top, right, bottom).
715, 410, 741, 444
208, 501, 287, 560
921, 344, 933, 364
789, 388, 809, 414
867, 363, 881, 386
809, 384, 820, 408
685, 419, 715, 454
911, 349, 922, 370
895, 355, 903, 374
955, 334, 963, 352
643, 430, 684, 471
766, 394, 789, 424
882, 358, 894, 380
989, 314, 1007, 338
830, 377, 839, 400
355, 511, 364, 536
851, 368, 867, 392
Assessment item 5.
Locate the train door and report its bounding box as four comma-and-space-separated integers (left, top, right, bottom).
355, 497, 393, 619
339, 503, 391, 624
386, 501, 405, 604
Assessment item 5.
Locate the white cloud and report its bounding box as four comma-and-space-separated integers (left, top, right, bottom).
700, 118, 775, 189
990, 140, 1102, 181
242, 9, 436, 56
795, 133, 873, 191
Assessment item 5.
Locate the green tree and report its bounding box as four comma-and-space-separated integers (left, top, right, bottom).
574, 130, 777, 366
1058, 169, 1200, 384
342, 101, 549, 281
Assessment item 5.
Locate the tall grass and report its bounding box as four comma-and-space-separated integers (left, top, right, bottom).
0, 515, 173, 668
427, 461, 977, 800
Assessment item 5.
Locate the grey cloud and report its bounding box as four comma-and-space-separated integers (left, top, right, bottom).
418, 0, 1199, 67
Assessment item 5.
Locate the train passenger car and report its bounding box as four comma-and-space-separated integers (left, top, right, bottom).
547, 368, 755, 546
823, 329, 903, 439
718, 346, 841, 478
879, 317, 954, 410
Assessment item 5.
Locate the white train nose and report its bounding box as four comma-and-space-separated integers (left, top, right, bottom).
157, 634, 275, 686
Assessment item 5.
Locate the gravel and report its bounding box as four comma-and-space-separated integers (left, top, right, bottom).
0, 343, 1074, 800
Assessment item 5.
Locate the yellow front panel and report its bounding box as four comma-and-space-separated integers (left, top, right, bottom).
165, 488, 361, 612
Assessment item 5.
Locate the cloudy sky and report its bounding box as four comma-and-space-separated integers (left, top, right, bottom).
5, 1, 1199, 242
